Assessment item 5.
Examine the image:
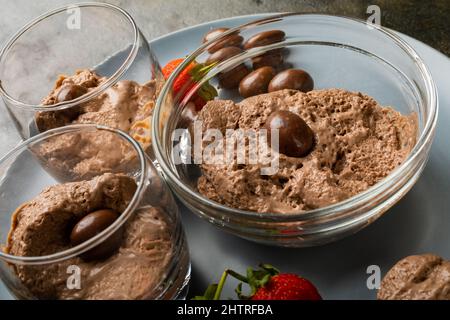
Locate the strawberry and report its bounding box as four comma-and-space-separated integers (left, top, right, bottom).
162, 58, 217, 110
193, 264, 322, 300
250, 272, 322, 300
162, 58, 185, 79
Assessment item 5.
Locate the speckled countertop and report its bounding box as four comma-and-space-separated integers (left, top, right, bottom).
0, 0, 449, 301
0, 0, 448, 153
1, 0, 449, 56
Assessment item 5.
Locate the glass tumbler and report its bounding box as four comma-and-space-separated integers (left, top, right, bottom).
0, 124, 190, 299
0, 2, 163, 153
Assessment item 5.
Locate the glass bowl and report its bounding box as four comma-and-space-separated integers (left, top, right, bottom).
0, 2, 163, 153
0, 124, 190, 299
152, 13, 438, 247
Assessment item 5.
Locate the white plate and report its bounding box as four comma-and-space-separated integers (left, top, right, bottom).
1, 14, 449, 300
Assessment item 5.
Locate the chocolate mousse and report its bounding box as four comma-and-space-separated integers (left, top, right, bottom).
33, 128, 140, 181
378, 254, 450, 300
195, 89, 417, 213
36, 69, 157, 149
31, 69, 159, 180
5, 173, 174, 299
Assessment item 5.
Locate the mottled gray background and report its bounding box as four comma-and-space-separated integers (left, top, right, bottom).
1, 0, 449, 55
0, 0, 448, 154
0, 0, 449, 300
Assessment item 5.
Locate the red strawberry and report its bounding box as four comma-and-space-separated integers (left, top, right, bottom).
162, 58, 185, 79
193, 264, 322, 300
250, 273, 322, 300
162, 58, 217, 109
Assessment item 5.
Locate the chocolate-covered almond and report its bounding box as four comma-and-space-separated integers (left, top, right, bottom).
202, 27, 229, 43
243, 30, 285, 49
207, 34, 244, 53
252, 50, 284, 69
206, 46, 243, 65
268, 69, 314, 93
219, 64, 250, 89
265, 110, 314, 157
239, 66, 276, 98
56, 84, 87, 103
207, 47, 249, 89
70, 209, 123, 261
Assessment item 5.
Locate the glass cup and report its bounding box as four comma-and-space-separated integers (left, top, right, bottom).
0, 124, 190, 299
0, 2, 163, 153
152, 13, 438, 247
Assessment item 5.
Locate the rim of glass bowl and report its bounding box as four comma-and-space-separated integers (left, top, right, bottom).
152, 13, 438, 223
0, 124, 147, 265
0, 2, 139, 111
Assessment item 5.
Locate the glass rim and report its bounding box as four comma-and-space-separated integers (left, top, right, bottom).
152, 12, 438, 222
0, 124, 148, 265
0, 2, 140, 111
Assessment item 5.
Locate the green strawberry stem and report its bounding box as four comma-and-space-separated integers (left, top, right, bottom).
189, 61, 218, 82
213, 269, 248, 300
192, 264, 280, 300
213, 270, 228, 300
227, 269, 249, 282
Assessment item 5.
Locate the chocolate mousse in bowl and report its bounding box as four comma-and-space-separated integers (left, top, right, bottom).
0, 125, 190, 300
0, 3, 163, 152
152, 14, 438, 246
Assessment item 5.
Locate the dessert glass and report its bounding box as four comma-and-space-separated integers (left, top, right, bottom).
152, 13, 438, 247
0, 124, 190, 299
0, 2, 163, 140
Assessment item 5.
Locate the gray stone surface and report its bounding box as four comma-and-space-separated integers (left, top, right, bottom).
0, 1, 449, 301
0, 1, 448, 154
1, 1, 449, 54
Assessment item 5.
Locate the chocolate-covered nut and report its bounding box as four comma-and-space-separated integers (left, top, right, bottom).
265, 110, 314, 157
206, 46, 243, 65
202, 27, 229, 43
243, 30, 285, 49
56, 84, 87, 103
206, 47, 247, 89
219, 64, 250, 89
207, 34, 244, 53
268, 69, 314, 93
239, 66, 276, 98
70, 209, 123, 261
252, 50, 284, 69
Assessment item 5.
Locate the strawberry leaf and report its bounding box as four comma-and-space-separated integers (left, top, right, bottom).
189, 61, 217, 82
192, 284, 218, 300
233, 264, 280, 299
193, 264, 282, 300
197, 81, 218, 101
260, 264, 280, 276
